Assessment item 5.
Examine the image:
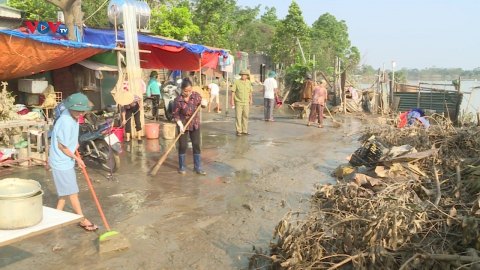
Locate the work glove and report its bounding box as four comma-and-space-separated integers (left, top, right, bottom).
201, 99, 208, 108
176, 121, 185, 133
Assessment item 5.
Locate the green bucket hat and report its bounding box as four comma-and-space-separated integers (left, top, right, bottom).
239, 69, 249, 75
64, 93, 92, 111
150, 70, 159, 77
268, 71, 276, 78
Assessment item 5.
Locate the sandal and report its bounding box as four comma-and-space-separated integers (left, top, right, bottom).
236, 133, 242, 137
78, 222, 98, 231
242, 132, 251, 135
318, 125, 323, 128
307, 122, 311, 127
269, 119, 275, 122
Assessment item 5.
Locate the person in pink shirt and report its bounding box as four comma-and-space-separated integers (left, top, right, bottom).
308, 80, 328, 128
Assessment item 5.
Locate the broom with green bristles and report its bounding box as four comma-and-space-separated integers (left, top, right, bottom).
76, 150, 131, 253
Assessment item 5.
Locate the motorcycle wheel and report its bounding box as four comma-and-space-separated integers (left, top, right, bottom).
165, 101, 174, 121
95, 140, 120, 172
143, 97, 155, 120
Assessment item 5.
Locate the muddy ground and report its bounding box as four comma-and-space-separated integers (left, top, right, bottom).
0, 87, 367, 269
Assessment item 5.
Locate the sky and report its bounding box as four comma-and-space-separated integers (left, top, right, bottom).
235, 0, 480, 70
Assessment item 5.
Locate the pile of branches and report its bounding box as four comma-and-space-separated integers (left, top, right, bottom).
249, 118, 480, 269
0, 82, 20, 143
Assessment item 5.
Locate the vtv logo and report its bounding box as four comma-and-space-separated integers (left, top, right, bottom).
25, 21, 69, 36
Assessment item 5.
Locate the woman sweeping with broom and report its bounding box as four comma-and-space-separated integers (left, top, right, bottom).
173, 78, 208, 175
308, 80, 328, 128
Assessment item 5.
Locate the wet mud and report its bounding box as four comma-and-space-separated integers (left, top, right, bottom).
0, 89, 364, 269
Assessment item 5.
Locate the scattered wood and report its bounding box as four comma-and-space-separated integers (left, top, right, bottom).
248, 116, 480, 269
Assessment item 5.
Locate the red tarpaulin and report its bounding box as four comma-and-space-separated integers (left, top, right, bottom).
139, 44, 220, 71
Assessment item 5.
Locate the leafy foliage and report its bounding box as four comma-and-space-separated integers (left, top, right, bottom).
270, 1, 309, 65
388, 71, 408, 83
190, 0, 237, 49
150, 5, 199, 41
309, 12, 360, 72
260, 6, 278, 27
284, 62, 313, 102
6, 0, 57, 21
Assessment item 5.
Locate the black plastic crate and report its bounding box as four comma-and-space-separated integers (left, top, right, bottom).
349, 136, 389, 166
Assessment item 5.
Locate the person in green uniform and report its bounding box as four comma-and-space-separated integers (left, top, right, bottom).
147, 71, 162, 120
231, 69, 253, 136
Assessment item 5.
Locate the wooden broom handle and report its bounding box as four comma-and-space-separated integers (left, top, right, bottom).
150, 105, 202, 176
75, 150, 111, 231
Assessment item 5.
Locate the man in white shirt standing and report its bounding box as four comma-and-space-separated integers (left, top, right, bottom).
263, 71, 278, 122
208, 82, 221, 113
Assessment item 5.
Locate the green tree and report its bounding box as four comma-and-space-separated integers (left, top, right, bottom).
388, 71, 407, 83
190, 0, 237, 49
311, 13, 351, 57
150, 5, 199, 41
6, 0, 57, 21
230, 5, 260, 50
237, 22, 275, 52
260, 6, 278, 26
309, 12, 359, 72
270, 1, 309, 65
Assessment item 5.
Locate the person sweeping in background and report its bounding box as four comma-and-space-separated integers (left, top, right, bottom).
147, 71, 162, 121
173, 78, 208, 175
263, 71, 278, 122
121, 92, 143, 143
308, 80, 328, 128
208, 81, 221, 113
49, 93, 97, 231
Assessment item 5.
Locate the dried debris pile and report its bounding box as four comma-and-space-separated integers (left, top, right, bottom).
249, 119, 480, 269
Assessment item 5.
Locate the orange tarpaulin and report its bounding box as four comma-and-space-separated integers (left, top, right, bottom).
0, 32, 109, 80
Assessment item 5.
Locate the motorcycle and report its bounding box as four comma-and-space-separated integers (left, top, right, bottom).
162, 79, 182, 121
143, 82, 162, 121
78, 112, 121, 172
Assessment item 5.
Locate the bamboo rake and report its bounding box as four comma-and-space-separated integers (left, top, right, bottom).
150, 105, 202, 176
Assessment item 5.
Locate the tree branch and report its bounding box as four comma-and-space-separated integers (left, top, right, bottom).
46, 0, 66, 10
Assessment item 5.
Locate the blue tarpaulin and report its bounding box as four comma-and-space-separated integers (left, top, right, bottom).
0, 29, 116, 50
82, 28, 227, 57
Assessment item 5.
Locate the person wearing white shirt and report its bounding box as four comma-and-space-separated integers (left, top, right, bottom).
263, 71, 278, 121
208, 82, 221, 113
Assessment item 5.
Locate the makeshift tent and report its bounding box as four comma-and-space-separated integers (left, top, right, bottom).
82, 28, 227, 71
0, 29, 115, 80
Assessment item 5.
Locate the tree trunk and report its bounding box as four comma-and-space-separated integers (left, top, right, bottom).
46, 0, 81, 41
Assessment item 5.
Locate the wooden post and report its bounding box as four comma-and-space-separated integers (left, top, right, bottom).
391, 61, 396, 106
455, 76, 462, 125
341, 70, 347, 114
199, 57, 202, 121
313, 55, 316, 84
375, 68, 381, 114
225, 69, 229, 115
333, 56, 338, 106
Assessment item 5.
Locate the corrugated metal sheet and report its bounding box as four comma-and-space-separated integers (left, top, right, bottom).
393, 91, 462, 119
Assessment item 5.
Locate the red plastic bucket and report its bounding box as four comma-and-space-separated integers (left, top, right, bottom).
145, 123, 160, 139
111, 127, 124, 142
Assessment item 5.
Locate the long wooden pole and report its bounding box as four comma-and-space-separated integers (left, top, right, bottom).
225, 68, 229, 115
333, 57, 337, 106
76, 150, 111, 231
150, 105, 202, 176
